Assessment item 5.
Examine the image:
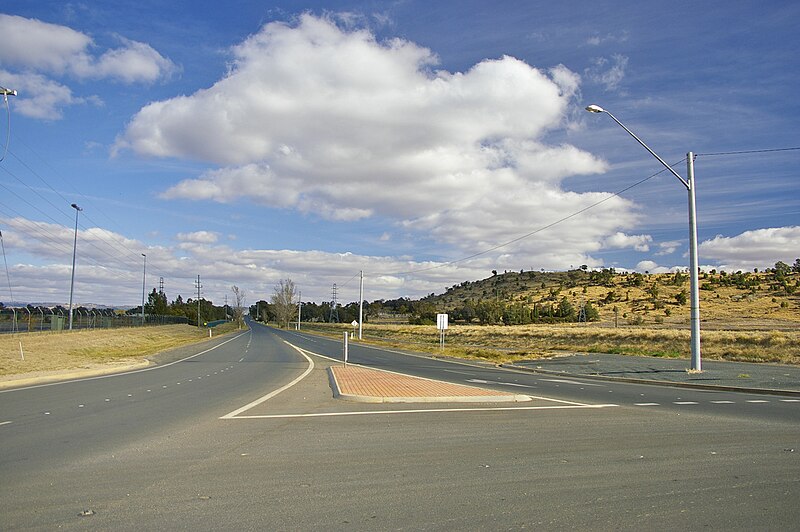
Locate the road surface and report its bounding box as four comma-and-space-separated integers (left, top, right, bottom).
1, 321, 797, 529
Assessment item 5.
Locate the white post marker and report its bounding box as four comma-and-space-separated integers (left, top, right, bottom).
351, 319, 358, 339
342, 331, 349, 366
436, 313, 448, 349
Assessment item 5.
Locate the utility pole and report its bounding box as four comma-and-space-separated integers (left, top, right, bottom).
141, 253, 146, 325
297, 291, 302, 331
358, 270, 364, 340
195, 275, 202, 327
68, 203, 82, 330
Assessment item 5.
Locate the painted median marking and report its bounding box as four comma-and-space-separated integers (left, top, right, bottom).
221, 341, 618, 420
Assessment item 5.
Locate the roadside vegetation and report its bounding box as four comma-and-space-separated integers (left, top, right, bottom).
262, 261, 800, 365
300, 322, 800, 365
0, 322, 239, 380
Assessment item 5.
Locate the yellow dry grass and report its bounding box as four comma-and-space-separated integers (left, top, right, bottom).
303, 322, 800, 365
0, 324, 237, 379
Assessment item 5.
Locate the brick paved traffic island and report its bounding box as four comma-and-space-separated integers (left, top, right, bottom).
328, 364, 531, 403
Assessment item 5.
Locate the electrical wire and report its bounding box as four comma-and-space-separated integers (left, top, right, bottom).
0, 230, 13, 303
385, 161, 682, 277
696, 147, 800, 157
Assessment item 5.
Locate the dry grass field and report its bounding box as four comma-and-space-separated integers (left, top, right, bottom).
0, 323, 238, 381
1, 269, 797, 382
302, 320, 800, 366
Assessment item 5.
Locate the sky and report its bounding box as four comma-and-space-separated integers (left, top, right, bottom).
0, 0, 798, 308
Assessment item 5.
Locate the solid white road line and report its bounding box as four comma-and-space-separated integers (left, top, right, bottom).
0, 331, 249, 393
0, 421, 12, 426
220, 341, 314, 419
227, 403, 619, 420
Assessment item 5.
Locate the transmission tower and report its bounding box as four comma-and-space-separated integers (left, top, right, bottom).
329, 283, 339, 323
159, 276, 164, 295
578, 299, 587, 323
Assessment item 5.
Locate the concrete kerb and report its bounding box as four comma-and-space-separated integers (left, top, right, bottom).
502, 363, 800, 397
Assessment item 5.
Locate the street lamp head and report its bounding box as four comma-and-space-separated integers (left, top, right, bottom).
71, 203, 82, 211
585, 104, 605, 113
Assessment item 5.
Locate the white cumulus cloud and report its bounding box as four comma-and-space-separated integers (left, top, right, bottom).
699, 226, 800, 271
603, 232, 652, 252
0, 14, 177, 119
117, 13, 638, 270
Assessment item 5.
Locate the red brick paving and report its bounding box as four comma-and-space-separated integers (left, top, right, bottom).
330, 364, 523, 401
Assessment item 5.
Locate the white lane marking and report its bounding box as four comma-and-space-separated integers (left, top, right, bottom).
780, 399, 800, 402
226, 404, 619, 420
0, 421, 12, 426
220, 341, 315, 419
238, 357, 245, 362
746, 400, 769, 403
674, 401, 699, 405
466, 378, 534, 389
541, 378, 602, 387
711, 400, 735, 404
0, 331, 249, 393
635, 403, 660, 406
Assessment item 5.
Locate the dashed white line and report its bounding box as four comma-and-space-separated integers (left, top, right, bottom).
1, 421, 12, 426
674, 401, 699, 405
780, 399, 800, 403
746, 400, 769, 403
541, 378, 602, 387
634, 403, 660, 406
711, 400, 735, 404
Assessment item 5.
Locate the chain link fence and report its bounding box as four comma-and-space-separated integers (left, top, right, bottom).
0, 307, 188, 334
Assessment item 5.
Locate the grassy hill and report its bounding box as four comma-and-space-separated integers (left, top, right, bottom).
415, 267, 799, 331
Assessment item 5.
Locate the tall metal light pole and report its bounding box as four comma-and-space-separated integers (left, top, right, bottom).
141, 253, 147, 325
585, 104, 701, 371
68, 203, 82, 330
358, 270, 364, 340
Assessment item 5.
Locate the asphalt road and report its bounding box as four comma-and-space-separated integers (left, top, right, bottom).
1, 321, 798, 530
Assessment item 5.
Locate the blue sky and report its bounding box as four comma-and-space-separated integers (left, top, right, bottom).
0, 0, 798, 308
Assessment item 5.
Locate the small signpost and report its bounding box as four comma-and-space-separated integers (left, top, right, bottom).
343, 331, 349, 366
351, 320, 359, 338
436, 313, 448, 349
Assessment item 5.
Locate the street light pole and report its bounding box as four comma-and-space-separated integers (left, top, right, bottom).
141, 253, 147, 325
585, 105, 701, 371
68, 203, 82, 330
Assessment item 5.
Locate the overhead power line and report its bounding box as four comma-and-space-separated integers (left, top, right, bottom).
697, 146, 800, 157
388, 161, 683, 276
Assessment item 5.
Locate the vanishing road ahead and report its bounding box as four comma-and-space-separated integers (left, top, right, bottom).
2, 320, 798, 529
